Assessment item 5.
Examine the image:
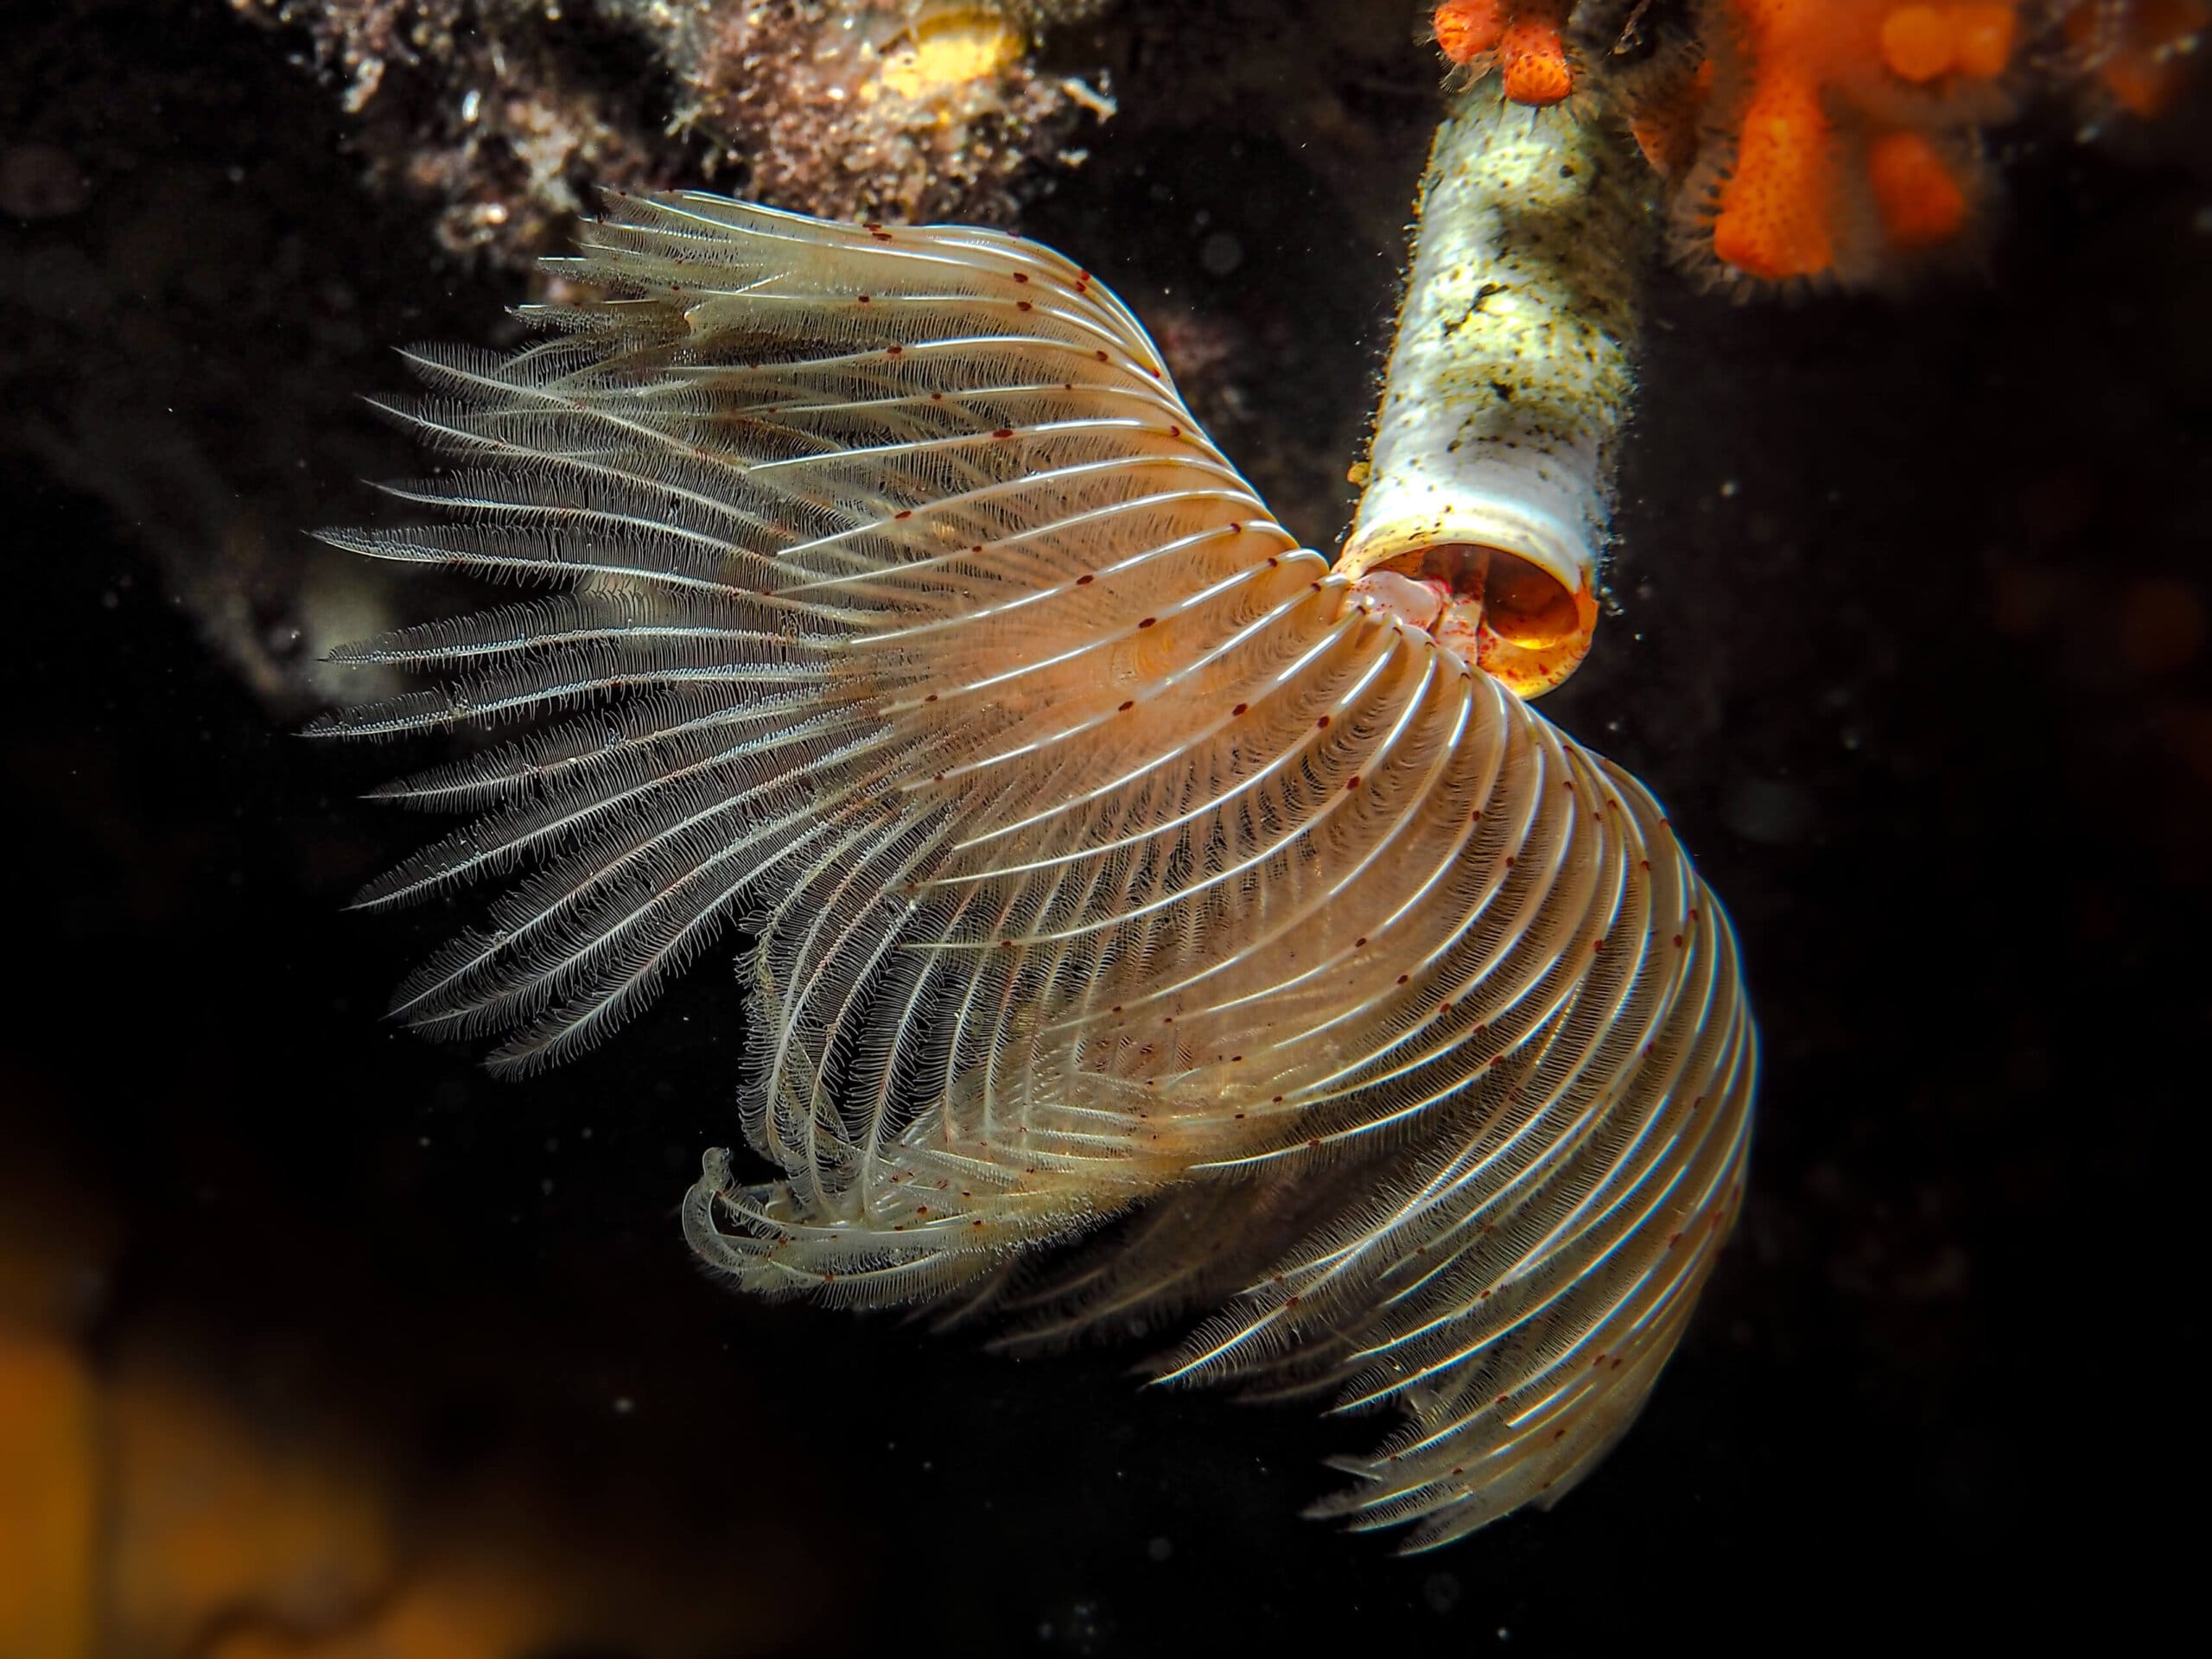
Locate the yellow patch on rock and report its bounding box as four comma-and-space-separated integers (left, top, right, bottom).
877, 12, 1024, 102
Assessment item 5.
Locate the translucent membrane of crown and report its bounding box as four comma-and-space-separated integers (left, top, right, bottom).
1342, 76, 1647, 696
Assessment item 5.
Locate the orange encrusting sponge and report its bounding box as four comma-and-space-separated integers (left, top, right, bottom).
1433, 0, 1580, 106
1658, 0, 2026, 291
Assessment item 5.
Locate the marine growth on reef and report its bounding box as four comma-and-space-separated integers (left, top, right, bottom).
1656, 0, 2031, 290
1433, 0, 1583, 105
232, 0, 1113, 264
1460, 1, 2206, 294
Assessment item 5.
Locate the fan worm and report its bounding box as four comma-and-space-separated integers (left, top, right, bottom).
319, 95, 1755, 1548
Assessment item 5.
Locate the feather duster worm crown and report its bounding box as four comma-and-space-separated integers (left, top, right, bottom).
315, 186, 1755, 1549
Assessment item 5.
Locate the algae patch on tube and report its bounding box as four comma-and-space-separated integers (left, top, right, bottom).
1344, 83, 1649, 696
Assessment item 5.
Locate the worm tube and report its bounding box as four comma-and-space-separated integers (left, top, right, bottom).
1342, 79, 1649, 696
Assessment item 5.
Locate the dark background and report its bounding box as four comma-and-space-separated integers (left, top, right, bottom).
5, 1, 2206, 1651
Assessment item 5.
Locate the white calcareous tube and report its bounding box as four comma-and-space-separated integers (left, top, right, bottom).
1343, 82, 1649, 696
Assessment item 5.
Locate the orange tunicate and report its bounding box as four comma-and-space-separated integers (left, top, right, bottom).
1866, 127, 1970, 246
1432, 0, 1575, 105
1433, 0, 1506, 65
1713, 71, 1838, 281
1881, 5, 1958, 82
1950, 3, 2018, 77
1501, 15, 1576, 105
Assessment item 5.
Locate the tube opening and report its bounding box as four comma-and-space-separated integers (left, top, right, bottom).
1364, 541, 1596, 696
1374, 543, 1582, 646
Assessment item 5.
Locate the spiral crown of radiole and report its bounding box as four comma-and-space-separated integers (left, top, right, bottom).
315, 162, 1755, 1548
